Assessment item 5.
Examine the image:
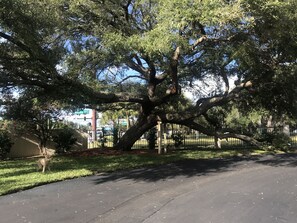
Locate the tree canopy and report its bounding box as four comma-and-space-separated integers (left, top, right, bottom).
1, 0, 296, 150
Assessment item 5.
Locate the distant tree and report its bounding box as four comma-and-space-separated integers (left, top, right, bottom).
52, 126, 77, 154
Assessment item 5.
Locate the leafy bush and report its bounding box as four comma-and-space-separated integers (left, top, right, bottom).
172, 132, 183, 147
147, 127, 157, 150
0, 131, 13, 159
52, 127, 77, 154
255, 131, 275, 144
272, 133, 291, 151
256, 130, 291, 151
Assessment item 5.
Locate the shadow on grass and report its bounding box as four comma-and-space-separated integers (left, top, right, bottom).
0, 160, 37, 178
92, 153, 297, 185
0, 168, 37, 178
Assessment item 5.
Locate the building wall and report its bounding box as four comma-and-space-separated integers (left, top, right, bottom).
8, 130, 88, 158
9, 136, 42, 158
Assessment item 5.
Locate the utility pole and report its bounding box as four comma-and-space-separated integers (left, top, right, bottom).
91, 109, 97, 141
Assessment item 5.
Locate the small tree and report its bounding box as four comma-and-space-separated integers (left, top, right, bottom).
4, 97, 60, 154
52, 127, 77, 154
172, 132, 183, 148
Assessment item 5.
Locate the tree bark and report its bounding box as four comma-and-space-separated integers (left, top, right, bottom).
114, 114, 157, 151
216, 133, 261, 148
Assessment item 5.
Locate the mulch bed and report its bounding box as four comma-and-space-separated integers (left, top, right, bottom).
66, 148, 159, 157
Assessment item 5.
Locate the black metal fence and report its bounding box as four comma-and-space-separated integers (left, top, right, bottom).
88, 127, 297, 150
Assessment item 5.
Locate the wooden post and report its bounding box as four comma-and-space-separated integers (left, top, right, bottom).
214, 135, 221, 149
157, 121, 162, 154
283, 125, 290, 136
163, 124, 167, 150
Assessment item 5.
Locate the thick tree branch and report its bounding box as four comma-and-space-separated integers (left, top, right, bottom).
167, 46, 180, 95
0, 31, 53, 68
221, 70, 229, 95
183, 120, 261, 148
133, 54, 143, 67
156, 80, 253, 122
126, 60, 148, 77
117, 75, 147, 85
158, 117, 261, 148
203, 113, 221, 129
0, 32, 33, 56
153, 72, 170, 87
52, 78, 147, 104
122, 0, 132, 21
143, 55, 158, 99
144, 47, 182, 106
193, 80, 253, 115
217, 133, 261, 148
192, 36, 207, 50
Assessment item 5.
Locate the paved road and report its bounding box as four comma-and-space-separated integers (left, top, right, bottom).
1, 154, 297, 223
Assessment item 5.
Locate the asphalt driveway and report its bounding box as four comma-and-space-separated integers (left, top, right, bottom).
1, 154, 297, 223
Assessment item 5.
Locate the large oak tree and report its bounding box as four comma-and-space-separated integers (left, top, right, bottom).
1, 0, 296, 150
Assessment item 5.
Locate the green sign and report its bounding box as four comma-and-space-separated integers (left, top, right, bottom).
74, 109, 90, 115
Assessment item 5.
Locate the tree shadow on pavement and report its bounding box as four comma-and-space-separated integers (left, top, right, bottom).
92, 153, 297, 185
255, 153, 297, 167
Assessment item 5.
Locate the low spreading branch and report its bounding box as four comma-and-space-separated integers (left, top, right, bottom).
177, 119, 261, 148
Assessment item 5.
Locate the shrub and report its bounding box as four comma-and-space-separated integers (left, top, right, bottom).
147, 127, 157, 150
0, 131, 13, 159
272, 133, 292, 151
255, 131, 274, 144
256, 130, 292, 151
52, 127, 77, 154
172, 132, 183, 148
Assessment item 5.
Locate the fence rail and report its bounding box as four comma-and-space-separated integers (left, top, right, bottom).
88, 128, 297, 150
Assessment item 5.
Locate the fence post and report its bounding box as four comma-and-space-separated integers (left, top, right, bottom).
283, 125, 290, 136
157, 121, 163, 154
163, 123, 167, 148
214, 135, 221, 149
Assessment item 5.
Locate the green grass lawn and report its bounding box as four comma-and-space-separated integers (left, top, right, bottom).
0, 148, 280, 196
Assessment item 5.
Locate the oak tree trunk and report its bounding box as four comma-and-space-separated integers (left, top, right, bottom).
114, 114, 157, 151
